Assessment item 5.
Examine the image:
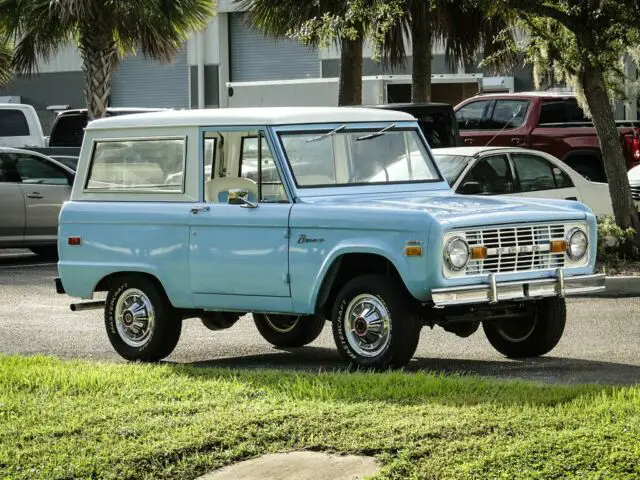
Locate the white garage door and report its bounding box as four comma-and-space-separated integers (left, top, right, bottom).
111, 46, 189, 108
230, 13, 320, 82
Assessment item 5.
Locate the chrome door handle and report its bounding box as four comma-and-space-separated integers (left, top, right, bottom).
464, 138, 474, 145
511, 137, 524, 145
27, 193, 43, 199
190, 206, 210, 215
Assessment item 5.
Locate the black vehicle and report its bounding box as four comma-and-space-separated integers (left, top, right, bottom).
370, 103, 462, 149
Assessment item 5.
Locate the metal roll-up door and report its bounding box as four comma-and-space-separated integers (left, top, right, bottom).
230, 13, 320, 82
110, 46, 189, 108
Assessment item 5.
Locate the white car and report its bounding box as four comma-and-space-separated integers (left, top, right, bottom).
432, 147, 614, 217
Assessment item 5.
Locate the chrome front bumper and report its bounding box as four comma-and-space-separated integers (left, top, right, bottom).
431, 270, 606, 307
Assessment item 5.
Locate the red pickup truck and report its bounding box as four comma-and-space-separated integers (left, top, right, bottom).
454, 92, 640, 182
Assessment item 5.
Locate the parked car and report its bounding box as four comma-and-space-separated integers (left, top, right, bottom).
55, 107, 604, 369
0, 147, 75, 257
454, 92, 640, 182
432, 146, 613, 217
0, 104, 47, 149
371, 102, 462, 148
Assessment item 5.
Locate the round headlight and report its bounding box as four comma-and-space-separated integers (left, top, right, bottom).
444, 236, 470, 271
567, 228, 588, 260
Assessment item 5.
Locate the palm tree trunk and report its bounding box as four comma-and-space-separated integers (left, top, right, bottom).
79, 37, 118, 120
581, 65, 640, 237
338, 37, 363, 106
410, 1, 432, 103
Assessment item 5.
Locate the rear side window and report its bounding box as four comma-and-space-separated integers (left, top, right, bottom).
539, 99, 591, 125
0, 110, 30, 137
488, 100, 529, 129
49, 114, 87, 147
85, 137, 186, 192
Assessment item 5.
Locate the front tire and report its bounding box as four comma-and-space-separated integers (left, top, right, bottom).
253, 314, 325, 347
331, 275, 421, 370
483, 297, 566, 358
105, 276, 182, 362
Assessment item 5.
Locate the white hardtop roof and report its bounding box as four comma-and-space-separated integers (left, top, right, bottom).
86, 107, 416, 130
432, 146, 510, 157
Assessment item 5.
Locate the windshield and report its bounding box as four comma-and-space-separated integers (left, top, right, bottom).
431, 154, 472, 185
278, 127, 441, 187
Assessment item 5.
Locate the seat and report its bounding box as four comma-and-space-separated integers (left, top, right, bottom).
206, 176, 259, 203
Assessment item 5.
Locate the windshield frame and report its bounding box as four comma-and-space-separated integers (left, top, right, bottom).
274, 121, 445, 190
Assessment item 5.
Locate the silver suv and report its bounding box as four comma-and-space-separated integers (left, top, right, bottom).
0, 147, 74, 257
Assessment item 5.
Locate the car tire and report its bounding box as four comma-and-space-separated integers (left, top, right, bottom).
253, 314, 325, 347
29, 246, 58, 260
105, 276, 182, 362
483, 297, 566, 358
331, 274, 421, 370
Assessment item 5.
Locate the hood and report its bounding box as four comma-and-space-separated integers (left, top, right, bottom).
304, 192, 589, 228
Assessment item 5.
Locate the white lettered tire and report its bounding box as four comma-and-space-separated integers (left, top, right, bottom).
105, 276, 182, 362
331, 275, 421, 370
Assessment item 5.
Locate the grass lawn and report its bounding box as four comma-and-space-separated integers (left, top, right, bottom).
1, 355, 639, 480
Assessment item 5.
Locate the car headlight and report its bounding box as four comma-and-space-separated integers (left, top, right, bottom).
566, 228, 588, 260
444, 236, 470, 271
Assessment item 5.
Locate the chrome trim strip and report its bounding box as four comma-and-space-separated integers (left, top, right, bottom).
431, 273, 605, 307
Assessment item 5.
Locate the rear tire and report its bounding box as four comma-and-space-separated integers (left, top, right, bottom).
105, 276, 182, 362
483, 297, 566, 358
253, 314, 325, 347
331, 274, 421, 370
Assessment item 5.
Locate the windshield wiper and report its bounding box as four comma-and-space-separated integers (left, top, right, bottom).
356, 123, 397, 142
305, 124, 347, 143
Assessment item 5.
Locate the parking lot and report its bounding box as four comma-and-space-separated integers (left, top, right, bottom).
1, 249, 639, 385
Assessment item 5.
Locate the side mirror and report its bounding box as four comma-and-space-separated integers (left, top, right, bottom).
459, 181, 483, 195
227, 188, 257, 208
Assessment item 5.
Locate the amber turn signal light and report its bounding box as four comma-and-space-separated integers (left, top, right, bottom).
470, 246, 488, 260
551, 240, 567, 253
404, 246, 423, 257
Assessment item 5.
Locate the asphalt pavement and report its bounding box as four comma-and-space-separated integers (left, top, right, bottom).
1, 249, 639, 385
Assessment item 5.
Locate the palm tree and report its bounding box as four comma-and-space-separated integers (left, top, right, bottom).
240, 0, 367, 106
0, 38, 12, 87
378, 0, 515, 102
0, 0, 214, 119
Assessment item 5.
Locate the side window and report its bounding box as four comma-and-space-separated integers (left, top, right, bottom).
86, 138, 185, 192
539, 99, 591, 125
0, 154, 22, 183
240, 134, 287, 203
459, 155, 514, 194
0, 110, 30, 137
8, 153, 68, 185
488, 100, 529, 129
512, 154, 572, 192
455, 101, 492, 130
203, 130, 288, 204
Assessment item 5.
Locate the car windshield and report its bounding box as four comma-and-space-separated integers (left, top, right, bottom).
431, 154, 472, 185
278, 126, 441, 187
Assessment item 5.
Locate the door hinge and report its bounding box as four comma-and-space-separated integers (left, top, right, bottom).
284, 273, 290, 284
284, 228, 291, 239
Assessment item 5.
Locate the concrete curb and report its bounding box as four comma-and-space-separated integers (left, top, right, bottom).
577, 275, 640, 298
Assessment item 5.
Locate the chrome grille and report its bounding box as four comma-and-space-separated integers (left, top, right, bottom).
464, 224, 566, 275
630, 184, 640, 200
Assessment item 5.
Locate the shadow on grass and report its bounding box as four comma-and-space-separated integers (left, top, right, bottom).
180, 346, 640, 386
162, 347, 639, 408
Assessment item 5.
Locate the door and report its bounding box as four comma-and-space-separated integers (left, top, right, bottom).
0, 156, 25, 245
456, 99, 530, 147
510, 152, 581, 202
8, 152, 73, 242
455, 154, 517, 197
189, 129, 292, 297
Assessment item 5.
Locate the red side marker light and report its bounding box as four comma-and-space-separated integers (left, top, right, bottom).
68, 237, 81, 246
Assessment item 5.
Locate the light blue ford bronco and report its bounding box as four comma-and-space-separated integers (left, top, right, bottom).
55, 107, 605, 369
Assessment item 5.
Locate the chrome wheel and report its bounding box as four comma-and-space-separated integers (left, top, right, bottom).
114, 288, 155, 347
263, 314, 299, 334
344, 294, 391, 358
